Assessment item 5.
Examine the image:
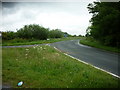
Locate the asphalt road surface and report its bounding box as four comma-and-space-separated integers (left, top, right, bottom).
51, 39, 119, 77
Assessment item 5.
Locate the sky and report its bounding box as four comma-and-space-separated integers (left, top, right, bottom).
1, 0, 98, 36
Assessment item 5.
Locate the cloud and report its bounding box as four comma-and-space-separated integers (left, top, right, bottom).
2, 2, 19, 15
2, 2, 18, 8
2, 2, 92, 35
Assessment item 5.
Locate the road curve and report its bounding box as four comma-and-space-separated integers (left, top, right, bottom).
51, 39, 119, 77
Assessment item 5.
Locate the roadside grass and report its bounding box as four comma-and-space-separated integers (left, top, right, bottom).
80, 37, 120, 53
2, 45, 119, 88
2, 37, 81, 46
0, 37, 2, 46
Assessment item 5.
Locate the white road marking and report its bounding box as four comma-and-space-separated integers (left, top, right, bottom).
54, 46, 120, 79
77, 40, 91, 48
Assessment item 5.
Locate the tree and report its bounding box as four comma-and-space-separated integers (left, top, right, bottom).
17, 24, 49, 40
49, 29, 64, 38
87, 2, 120, 47
2, 31, 16, 40
86, 26, 91, 37
63, 32, 71, 37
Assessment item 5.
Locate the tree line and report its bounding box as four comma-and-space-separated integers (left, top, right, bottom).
2, 24, 71, 40
86, 2, 120, 47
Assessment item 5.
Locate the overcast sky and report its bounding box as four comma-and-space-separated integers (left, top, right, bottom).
1, 0, 97, 35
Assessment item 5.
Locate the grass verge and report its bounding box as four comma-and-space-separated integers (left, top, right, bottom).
2, 45, 119, 88
2, 37, 81, 46
80, 37, 120, 53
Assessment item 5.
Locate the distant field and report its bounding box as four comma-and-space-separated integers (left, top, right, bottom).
80, 37, 120, 53
2, 45, 119, 88
2, 37, 81, 46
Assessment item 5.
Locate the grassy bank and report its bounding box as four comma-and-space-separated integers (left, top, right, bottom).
80, 37, 120, 53
2, 45, 119, 88
2, 37, 81, 46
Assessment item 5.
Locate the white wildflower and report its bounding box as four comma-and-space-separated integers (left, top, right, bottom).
40, 47, 43, 50
43, 48, 46, 50
26, 48, 29, 51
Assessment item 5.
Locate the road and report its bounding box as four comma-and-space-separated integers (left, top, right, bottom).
51, 39, 119, 77
2, 39, 119, 77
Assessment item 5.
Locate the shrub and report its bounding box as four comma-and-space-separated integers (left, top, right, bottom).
2, 31, 17, 40
49, 29, 64, 38
17, 24, 49, 40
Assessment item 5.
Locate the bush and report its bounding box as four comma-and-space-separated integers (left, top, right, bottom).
17, 24, 49, 40
49, 29, 63, 38
8, 38, 28, 43
2, 24, 65, 42
2, 31, 17, 40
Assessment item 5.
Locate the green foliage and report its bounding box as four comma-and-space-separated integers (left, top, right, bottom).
72, 35, 77, 37
87, 2, 120, 47
2, 31, 17, 40
80, 37, 120, 53
49, 29, 64, 38
78, 35, 83, 37
2, 24, 70, 41
17, 24, 49, 40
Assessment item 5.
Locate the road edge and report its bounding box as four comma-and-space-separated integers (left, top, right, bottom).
53, 46, 120, 79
